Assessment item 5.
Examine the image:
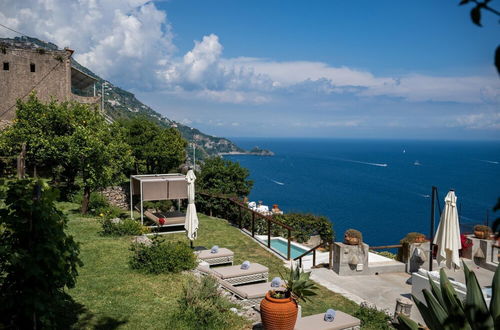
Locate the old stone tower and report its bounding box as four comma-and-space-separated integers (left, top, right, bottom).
0, 38, 100, 123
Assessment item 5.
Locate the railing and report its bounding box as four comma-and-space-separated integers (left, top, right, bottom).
370, 244, 402, 250
293, 242, 329, 269
199, 192, 295, 259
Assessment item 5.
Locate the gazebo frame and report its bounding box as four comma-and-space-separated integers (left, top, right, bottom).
129, 174, 188, 228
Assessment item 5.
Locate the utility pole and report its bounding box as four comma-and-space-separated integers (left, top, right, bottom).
101, 82, 106, 113
192, 143, 196, 169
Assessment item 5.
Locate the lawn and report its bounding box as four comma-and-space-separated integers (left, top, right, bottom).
61, 202, 383, 329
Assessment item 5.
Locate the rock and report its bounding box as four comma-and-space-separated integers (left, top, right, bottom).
110, 217, 122, 224
230, 307, 238, 313
132, 235, 152, 246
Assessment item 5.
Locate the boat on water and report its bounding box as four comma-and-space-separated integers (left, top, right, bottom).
414, 160, 421, 166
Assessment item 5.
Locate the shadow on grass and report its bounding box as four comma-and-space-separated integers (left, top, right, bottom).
57, 294, 128, 330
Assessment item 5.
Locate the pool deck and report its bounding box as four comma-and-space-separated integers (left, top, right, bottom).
309, 258, 496, 324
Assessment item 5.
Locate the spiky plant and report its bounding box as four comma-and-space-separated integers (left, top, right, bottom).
394, 262, 499, 330
271, 265, 318, 303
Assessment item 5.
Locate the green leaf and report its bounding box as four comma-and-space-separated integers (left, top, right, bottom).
423, 289, 449, 329
470, 6, 482, 27
395, 314, 420, 330
490, 265, 500, 328
428, 272, 445, 307
412, 293, 440, 330
464, 268, 493, 329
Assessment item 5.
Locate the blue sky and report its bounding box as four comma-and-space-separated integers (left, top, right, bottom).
1, 0, 499, 139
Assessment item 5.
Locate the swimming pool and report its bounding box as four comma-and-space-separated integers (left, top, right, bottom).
262, 238, 311, 259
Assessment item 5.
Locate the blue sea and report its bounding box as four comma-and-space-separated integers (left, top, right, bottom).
225, 138, 500, 246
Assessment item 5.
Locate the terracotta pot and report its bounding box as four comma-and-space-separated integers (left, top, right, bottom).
344, 236, 359, 245
474, 231, 489, 239
260, 291, 298, 330
414, 236, 426, 243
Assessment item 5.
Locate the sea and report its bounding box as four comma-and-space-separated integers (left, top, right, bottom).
224, 138, 500, 247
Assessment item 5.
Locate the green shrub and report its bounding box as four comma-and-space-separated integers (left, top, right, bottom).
72, 191, 110, 215
354, 302, 391, 330
100, 218, 149, 236
376, 251, 397, 260
173, 275, 242, 330
273, 213, 334, 243
129, 238, 197, 274
0, 180, 82, 328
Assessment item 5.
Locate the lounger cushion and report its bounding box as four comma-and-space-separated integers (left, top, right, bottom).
211, 263, 268, 279
294, 312, 360, 330
238, 282, 275, 299
196, 248, 234, 259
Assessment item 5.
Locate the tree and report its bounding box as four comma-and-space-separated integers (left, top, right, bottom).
122, 116, 187, 174
0, 95, 133, 212
197, 157, 253, 197
0, 179, 82, 328
459, 0, 500, 74
195, 157, 253, 219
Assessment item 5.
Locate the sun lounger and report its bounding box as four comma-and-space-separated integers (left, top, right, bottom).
195, 248, 234, 266
216, 278, 279, 307
143, 210, 185, 227
197, 262, 269, 285
294, 311, 361, 330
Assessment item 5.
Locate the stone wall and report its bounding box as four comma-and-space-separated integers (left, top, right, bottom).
101, 185, 128, 209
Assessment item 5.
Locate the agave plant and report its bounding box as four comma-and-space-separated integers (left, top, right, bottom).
395, 262, 499, 330
272, 265, 318, 303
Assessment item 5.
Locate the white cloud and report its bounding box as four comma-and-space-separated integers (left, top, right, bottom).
1, 0, 499, 110
451, 112, 500, 129
0, 0, 174, 88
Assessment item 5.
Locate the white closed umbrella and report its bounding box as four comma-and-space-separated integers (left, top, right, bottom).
433, 190, 462, 269
185, 169, 199, 241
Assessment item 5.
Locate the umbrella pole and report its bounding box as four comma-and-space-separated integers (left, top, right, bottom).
429, 186, 437, 271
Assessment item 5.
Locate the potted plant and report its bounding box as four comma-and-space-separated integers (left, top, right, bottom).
260, 266, 318, 330
343, 229, 363, 245
397, 232, 426, 262
473, 225, 492, 239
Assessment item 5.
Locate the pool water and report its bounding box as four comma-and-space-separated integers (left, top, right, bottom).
264, 238, 311, 259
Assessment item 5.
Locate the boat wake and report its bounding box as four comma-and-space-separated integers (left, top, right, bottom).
340, 158, 388, 167
418, 194, 431, 198
480, 160, 499, 165
271, 179, 285, 185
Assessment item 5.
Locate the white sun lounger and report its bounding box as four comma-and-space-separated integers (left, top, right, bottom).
197, 262, 269, 285
216, 278, 280, 307
195, 248, 234, 266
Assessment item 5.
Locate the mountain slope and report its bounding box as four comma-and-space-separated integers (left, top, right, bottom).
2, 36, 254, 159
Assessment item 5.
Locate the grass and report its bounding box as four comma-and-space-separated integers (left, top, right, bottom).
60, 202, 387, 329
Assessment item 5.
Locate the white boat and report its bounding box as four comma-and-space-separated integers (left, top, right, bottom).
414, 160, 421, 166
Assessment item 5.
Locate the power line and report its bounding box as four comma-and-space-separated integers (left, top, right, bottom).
0, 22, 28, 37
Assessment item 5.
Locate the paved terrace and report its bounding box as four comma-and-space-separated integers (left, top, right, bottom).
309, 258, 495, 324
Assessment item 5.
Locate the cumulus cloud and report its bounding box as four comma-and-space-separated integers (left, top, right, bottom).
0, 0, 174, 88
1, 0, 499, 110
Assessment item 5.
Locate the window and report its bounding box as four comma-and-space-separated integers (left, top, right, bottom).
3, 62, 8, 71
30, 63, 36, 72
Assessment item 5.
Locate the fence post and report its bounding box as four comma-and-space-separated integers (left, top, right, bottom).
287, 229, 291, 260
329, 240, 334, 270
267, 219, 271, 248
313, 249, 316, 267
251, 212, 255, 237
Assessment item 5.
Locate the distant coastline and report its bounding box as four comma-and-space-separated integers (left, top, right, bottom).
219, 146, 274, 156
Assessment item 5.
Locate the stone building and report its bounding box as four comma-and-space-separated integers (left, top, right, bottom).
0, 39, 100, 122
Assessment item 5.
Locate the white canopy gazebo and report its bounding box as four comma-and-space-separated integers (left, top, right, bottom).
130, 174, 188, 230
